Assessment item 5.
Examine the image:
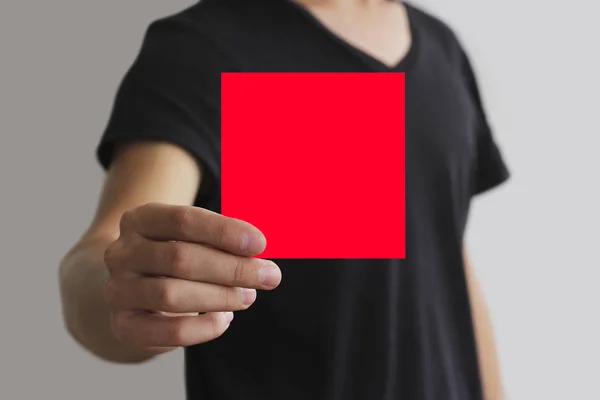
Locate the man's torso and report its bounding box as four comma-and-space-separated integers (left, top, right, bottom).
112, 1, 500, 398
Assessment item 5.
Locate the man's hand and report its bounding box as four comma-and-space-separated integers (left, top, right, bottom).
103, 202, 282, 356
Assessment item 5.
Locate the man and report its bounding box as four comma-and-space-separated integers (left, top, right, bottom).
59, 0, 510, 399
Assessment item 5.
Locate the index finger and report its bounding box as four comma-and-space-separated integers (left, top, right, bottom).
131, 203, 266, 256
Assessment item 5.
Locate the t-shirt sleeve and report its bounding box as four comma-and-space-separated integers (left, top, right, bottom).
97, 18, 222, 202
458, 46, 511, 196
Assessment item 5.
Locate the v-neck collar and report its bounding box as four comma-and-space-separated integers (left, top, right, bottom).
286, 0, 420, 72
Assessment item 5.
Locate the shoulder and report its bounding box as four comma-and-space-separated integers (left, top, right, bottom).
404, 2, 465, 64
131, 1, 245, 76
140, 2, 221, 56
145, 0, 256, 42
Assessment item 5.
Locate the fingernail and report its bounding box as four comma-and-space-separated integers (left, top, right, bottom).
224, 311, 234, 324
242, 288, 257, 305
242, 233, 266, 254
258, 262, 281, 288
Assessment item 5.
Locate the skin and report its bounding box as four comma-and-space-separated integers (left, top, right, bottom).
59, 141, 282, 362
59, 0, 504, 398
464, 250, 505, 400
295, 0, 412, 68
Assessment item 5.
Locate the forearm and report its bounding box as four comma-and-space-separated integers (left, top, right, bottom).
58, 236, 154, 364
463, 252, 504, 400
470, 281, 504, 399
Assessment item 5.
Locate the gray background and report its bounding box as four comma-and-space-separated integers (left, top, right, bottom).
1, 0, 598, 399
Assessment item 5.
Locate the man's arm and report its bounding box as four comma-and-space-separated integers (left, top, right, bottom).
463, 247, 505, 400
58, 141, 202, 363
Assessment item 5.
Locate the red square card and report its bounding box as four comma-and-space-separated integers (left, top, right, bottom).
221, 72, 405, 259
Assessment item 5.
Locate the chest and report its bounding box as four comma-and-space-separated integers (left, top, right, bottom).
203, 9, 480, 220
215, 13, 477, 169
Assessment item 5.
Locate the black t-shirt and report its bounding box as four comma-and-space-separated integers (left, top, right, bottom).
97, 1, 510, 399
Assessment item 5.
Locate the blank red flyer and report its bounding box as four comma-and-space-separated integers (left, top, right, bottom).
221, 72, 405, 259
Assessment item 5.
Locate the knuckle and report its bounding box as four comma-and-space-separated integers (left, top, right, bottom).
216, 221, 228, 247
156, 281, 177, 310
166, 319, 188, 345
137, 202, 155, 212
136, 202, 157, 216
171, 207, 194, 235
119, 210, 135, 233
232, 257, 247, 284
104, 241, 124, 271
130, 203, 156, 232
166, 243, 191, 275
219, 287, 234, 310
